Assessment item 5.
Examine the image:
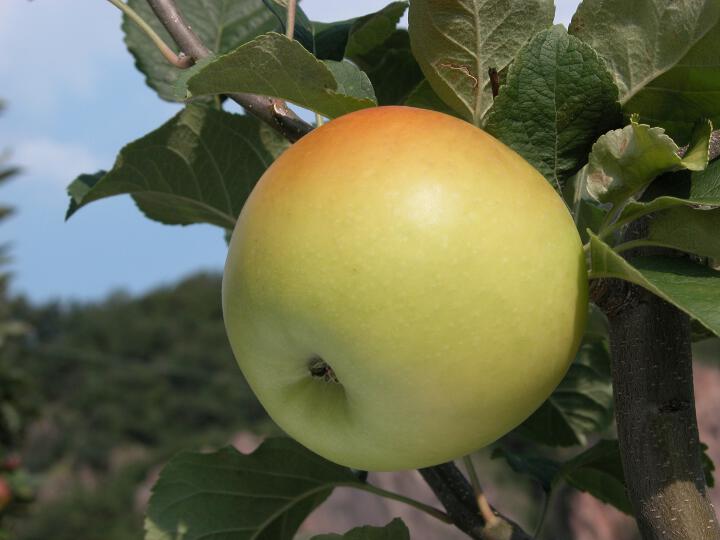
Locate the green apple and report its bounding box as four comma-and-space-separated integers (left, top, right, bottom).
223, 106, 588, 471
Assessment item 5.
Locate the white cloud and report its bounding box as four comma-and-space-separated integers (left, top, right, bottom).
13, 138, 103, 186
0, 0, 126, 111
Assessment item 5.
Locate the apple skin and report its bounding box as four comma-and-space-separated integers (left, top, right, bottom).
223, 106, 588, 471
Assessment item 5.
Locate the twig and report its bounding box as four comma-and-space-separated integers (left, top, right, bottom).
419, 462, 532, 540
145, 0, 313, 142
107, 0, 193, 68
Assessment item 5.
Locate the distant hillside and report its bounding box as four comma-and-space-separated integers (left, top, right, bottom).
5, 273, 273, 539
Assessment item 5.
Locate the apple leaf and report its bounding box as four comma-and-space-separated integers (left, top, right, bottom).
490, 447, 560, 493
588, 233, 720, 337
569, 0, 720, 143
484, 25, 621, 193
182, 33, 376, 118
145, 438, 364, 540
579, 118, 711, 208
264, 1, 408, 64
701, 442, 716, 488
345, 2, 409, 60
517, 307, 613, 447
640, 206, 720, 260
66, 105, 285, 229
404, 80, 462, 117
353, 30, 424, 106
614, 157, 720, 227
557, 439, 632, 514
310, 519, 410, 540
408, 0, 554, 125
123, 0, 279, 102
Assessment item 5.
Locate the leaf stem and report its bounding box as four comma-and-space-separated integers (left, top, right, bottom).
106, 0, 193, 68
354, 482, 452, 524
285, 0, 298, 41
462, 455, 498, 526
612, 239, 663, 255
534, 490, 551, 538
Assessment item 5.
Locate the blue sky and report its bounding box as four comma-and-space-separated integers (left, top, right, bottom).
0, 0, 580, 303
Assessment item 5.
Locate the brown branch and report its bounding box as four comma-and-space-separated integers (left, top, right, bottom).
593, 223, 720, 539
145, 0, 313, 142
419, 463, 532, 540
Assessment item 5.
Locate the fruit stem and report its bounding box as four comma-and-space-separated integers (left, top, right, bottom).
105, 0, 193, 68
462, 455, 498, 526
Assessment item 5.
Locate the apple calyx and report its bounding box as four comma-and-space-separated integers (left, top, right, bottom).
308, 356, 339, 384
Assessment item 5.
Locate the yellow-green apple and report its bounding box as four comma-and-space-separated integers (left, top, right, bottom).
223, 106, 588, 471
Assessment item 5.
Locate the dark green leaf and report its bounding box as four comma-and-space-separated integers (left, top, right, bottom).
145, 438, 363, 540
66, 105, 280, 229
484, 25, 621, 192
409, 0, 554, 124
183, 33, 376, 118
345, 2, 409, 59
311, 519, 410, 540
701, 442, 715, 488
490, 447, 560, 492
262, 0, 317, 55
558, 440, 631, 514
123, 0, 279, 101
517, 307, 613, 447
354, 30, 423, 105
588, 233, 720, 337
614, 157, 720, 227
569, 1, 720, 141
642, 206, 720, 259
404, 80, 461, 117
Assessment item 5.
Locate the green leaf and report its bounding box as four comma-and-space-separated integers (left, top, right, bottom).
484, 25, 621, 193
689, 152, 720, 201
261, 1, 408, 65
490, 447, 560, 492
145, 438, 363, 540
517, 307, 613, 447
615, 157, 720, 226
558, 440, 631, 514
404, 80, 462, 117
311, 519, 410, 540
123, 0, 279, 102
580, 118, 710, 207
569, 0, 720, 141
262, 0, 318, 56
183, 33, 376, 118
588, 233, 720, 336
641, 206, 720, 260
66, 105, 281, 229
353, 30, 424, 106
345, 2, 409, 59
408, 0, 554, 124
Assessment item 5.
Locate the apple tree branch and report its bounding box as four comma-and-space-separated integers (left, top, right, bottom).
145, 0, 313, 142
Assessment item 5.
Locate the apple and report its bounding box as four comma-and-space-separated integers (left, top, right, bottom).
223, 106, 588, 471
